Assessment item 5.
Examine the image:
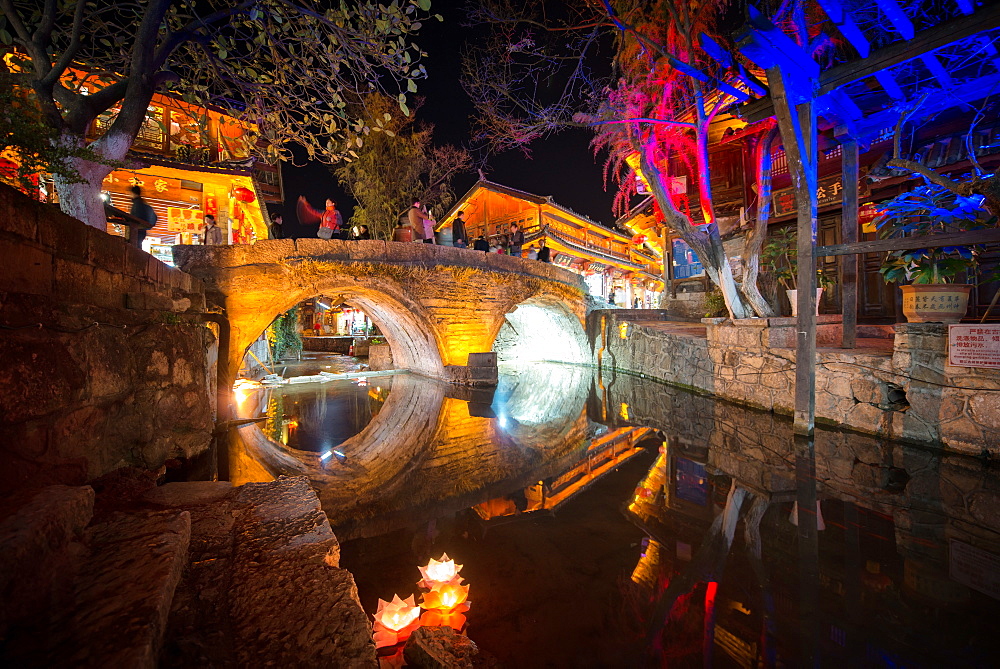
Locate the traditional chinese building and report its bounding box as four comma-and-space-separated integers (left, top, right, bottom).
93, 93, 282, 259
437, 180, 665, 307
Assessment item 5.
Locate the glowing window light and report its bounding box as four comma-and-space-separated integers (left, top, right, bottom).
620, 402, 630, 421
418, 553, 463, 589
372, 594, 421, 649
618, 322, 629, 339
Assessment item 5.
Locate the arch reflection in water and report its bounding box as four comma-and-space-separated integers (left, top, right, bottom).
229, 363, 648, 540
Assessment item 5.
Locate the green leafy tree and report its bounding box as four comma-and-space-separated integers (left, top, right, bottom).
334, 94, 470, 240
0, 0, 436, 229
0, 69, 109, 193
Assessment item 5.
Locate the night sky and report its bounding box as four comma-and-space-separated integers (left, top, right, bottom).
279, 0, 616, 238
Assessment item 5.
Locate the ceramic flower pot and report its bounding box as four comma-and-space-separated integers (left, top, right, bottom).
899, 284, 972, 323
787, 288, 824, 317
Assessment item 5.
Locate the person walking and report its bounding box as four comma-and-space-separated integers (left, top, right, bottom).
203, 214, 225, 245
452, 211, 469, 248
298, 196, 343, 239
508, 223, 524, 257
128, 185, 157, 248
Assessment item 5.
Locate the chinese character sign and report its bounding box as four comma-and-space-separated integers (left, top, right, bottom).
167, 207, 204, 232
949, 325, 1000, 368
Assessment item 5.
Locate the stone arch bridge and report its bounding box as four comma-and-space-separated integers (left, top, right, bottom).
174, 239, 590, 395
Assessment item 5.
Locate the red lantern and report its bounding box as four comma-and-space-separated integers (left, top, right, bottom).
233, 186, 256, 203
631, 233, 648, 245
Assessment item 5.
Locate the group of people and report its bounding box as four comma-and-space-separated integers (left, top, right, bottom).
127, 187, 551, 261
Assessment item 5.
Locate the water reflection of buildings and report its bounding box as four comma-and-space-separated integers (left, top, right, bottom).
608, 374, 1000, 667
473, 426, 652, 522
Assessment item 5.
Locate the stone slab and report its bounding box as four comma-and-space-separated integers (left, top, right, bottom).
404, 626, 479, 668
58, 509, 191, 668
0, 485, 95, 644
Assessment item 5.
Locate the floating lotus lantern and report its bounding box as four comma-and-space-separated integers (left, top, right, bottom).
371, 594, 421, 649
421, 580, 470, 612
418, 553, 463, 589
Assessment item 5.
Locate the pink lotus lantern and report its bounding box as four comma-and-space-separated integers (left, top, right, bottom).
372, 594, 421, 649
417, 553, 463, 589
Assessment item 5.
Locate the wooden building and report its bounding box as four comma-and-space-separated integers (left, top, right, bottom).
438, 180, 664, 307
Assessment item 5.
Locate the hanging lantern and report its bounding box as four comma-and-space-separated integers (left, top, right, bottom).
372, 594, 422, 648
631, 233, 648, 245
418, 553, 463, 589
233, 185, 256, 203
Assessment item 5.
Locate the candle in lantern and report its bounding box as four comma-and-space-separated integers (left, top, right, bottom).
418, 553, 463, 589
421, 581, 470, 611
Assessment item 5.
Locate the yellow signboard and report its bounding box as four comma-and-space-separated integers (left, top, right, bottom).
167, 207, 203, 232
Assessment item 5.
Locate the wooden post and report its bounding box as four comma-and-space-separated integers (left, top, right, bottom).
840, 139, 859, 348
770, 69, 819, 436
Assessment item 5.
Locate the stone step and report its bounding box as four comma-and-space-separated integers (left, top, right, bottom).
159, 476, 377, 668
51, 509, 191, 668
0, 485, 95, 661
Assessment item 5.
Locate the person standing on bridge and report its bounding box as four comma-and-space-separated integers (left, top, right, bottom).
202, 214, 225, 245
452, 211, 468, 248
508, 223, 524, 257
407, 201, 426, 242
298, 196, 343, 240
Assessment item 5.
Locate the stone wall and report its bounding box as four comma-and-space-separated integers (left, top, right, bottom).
595, 309, 1000, 455
0, 184, 216, 491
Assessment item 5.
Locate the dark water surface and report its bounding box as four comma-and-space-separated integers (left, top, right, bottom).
235, 358, 1000, 667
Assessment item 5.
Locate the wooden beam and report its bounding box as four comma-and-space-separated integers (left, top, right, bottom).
875, 0, 915, 40
840, 140, 859, 349
815, 227, 1000, 257
849, 71, 1000, 141
817, 0, 871, 57
920, 53, 953, 87
736, 4, 1000, 123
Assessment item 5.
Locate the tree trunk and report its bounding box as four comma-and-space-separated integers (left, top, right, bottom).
53, 155, 116, 230
54, 130, 133, 230
640, 148, 754, 319
741, 126, 780, 318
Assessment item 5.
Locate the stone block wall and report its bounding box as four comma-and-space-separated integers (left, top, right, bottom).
0, 184, 216, 491
597, 309, 1000, 454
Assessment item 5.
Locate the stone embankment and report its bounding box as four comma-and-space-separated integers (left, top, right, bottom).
0, 184, 216, 491
594, 311, 1000, 454
0, 476, 376, 667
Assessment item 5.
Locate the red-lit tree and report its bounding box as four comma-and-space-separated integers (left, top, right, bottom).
0, 0, 435, 229
464, 0, 788, 317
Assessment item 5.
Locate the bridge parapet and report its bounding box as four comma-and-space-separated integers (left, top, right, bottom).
173, 239, 586, 292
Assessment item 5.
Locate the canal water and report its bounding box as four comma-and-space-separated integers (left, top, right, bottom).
233, 354, 1000, 667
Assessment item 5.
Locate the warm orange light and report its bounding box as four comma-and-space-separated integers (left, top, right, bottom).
419, 608, 468, 631
421, 581, 470, 612
418, 553, 463, 589
372, 594, 421, 649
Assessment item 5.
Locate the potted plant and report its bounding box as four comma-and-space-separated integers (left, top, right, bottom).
875, 183, 993, 323
762, 226, 836, 316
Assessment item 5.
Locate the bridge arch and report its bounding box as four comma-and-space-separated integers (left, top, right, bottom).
491, 293, 590, 365
173, 239, 590, 410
